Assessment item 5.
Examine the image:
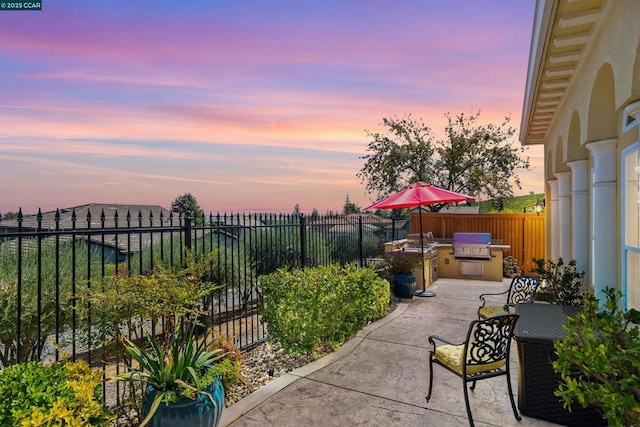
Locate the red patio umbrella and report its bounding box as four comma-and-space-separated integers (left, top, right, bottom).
365, 182, 475, 297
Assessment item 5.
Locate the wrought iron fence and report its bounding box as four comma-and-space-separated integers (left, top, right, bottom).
0, 207, 387, 380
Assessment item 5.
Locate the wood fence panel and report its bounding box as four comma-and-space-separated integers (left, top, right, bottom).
523, 215, 546, 273
411, 213, 546, 274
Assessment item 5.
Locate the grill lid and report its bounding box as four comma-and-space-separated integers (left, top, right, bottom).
453, 233, 491, 259
453, 233, 491, 244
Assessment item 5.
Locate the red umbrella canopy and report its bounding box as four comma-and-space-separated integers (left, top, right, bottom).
365, 182, 475, 210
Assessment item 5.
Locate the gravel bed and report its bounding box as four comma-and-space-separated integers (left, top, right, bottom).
224, 341, 332, 407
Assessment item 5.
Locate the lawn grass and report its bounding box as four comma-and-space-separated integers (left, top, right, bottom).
478, 193, 545, 214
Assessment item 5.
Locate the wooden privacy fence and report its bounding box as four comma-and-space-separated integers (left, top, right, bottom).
410, 212, 546, 274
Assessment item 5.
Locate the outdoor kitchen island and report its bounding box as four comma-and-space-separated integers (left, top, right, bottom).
436, 233, 509, 282
384, 232, 509, 283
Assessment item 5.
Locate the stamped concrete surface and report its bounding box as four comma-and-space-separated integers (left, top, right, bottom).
221, 278, 562, 427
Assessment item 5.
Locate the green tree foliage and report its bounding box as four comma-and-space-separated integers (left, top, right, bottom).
374, 209, 393, 218
358, 112, 530, 211
0, 211, 18, 220
328, 232, 379, 266
491, 198, 505, 212
342, 195, 361, 214
171, 193, 204, 222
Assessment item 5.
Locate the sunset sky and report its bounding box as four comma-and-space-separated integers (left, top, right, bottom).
0, 0, 542, 215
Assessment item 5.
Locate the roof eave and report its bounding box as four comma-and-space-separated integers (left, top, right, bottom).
520, 0, 558, 146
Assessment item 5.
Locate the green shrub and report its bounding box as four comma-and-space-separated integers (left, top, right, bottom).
259, 264, 390, 354
0, 240, 106, 365
553, 288, 640, 426
0, 359, 113, 426
531, 257, 584, 305
75, 250, 222, 347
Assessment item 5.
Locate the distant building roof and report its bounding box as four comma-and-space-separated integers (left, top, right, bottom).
309, 213, 387, 233
0, 203, 188, 255
0, 203, 173, 231
437, 205, 480, 214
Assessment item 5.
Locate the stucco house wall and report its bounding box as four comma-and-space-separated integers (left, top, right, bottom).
520, 0, 640, 309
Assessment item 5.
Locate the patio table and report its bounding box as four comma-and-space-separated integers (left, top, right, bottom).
514, 303, 606, 427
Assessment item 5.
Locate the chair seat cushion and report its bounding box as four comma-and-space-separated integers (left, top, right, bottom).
479, 305, 513, 319
434, 344, 506, 375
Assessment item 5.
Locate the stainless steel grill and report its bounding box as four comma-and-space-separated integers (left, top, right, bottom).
404, 232, 439, 291
405, 232, 437, 256
453, 232, 491, 260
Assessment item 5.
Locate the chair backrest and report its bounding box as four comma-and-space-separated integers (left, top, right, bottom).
507, 275, 541, 305
463, 314, 519, 369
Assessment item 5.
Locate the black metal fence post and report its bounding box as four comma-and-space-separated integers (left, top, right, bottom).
184, 213, 192, 258
36, 209, 42, 360
16, 208, 23, 363
71, 209, 77, 360
54, 208, 60, 361
300, 214, 307, 268
86, 210, 93, 364
392, 216, 396, 241
358, 216, 364, 267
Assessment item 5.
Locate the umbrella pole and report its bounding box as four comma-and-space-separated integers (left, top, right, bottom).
415, 206, 435, 297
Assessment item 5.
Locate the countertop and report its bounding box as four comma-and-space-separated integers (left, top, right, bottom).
435, 243, 510, 250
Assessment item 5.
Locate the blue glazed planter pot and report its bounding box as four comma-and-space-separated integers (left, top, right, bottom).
141, 377, 225, 427
393, 273, 416, 299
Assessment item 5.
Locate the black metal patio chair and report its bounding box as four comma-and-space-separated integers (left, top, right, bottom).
478, 274, 540, 319
426, 314, 521, 427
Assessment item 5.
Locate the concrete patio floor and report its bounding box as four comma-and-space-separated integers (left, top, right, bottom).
221, 278, 564, 426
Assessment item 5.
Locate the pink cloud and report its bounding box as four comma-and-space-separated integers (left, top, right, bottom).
0, 1, 540, 215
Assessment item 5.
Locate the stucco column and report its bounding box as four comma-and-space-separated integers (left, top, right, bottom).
547, 179, 559, 261
586, 138, 617, 300
554, 171, 572, 260
567, 160, 589, 282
